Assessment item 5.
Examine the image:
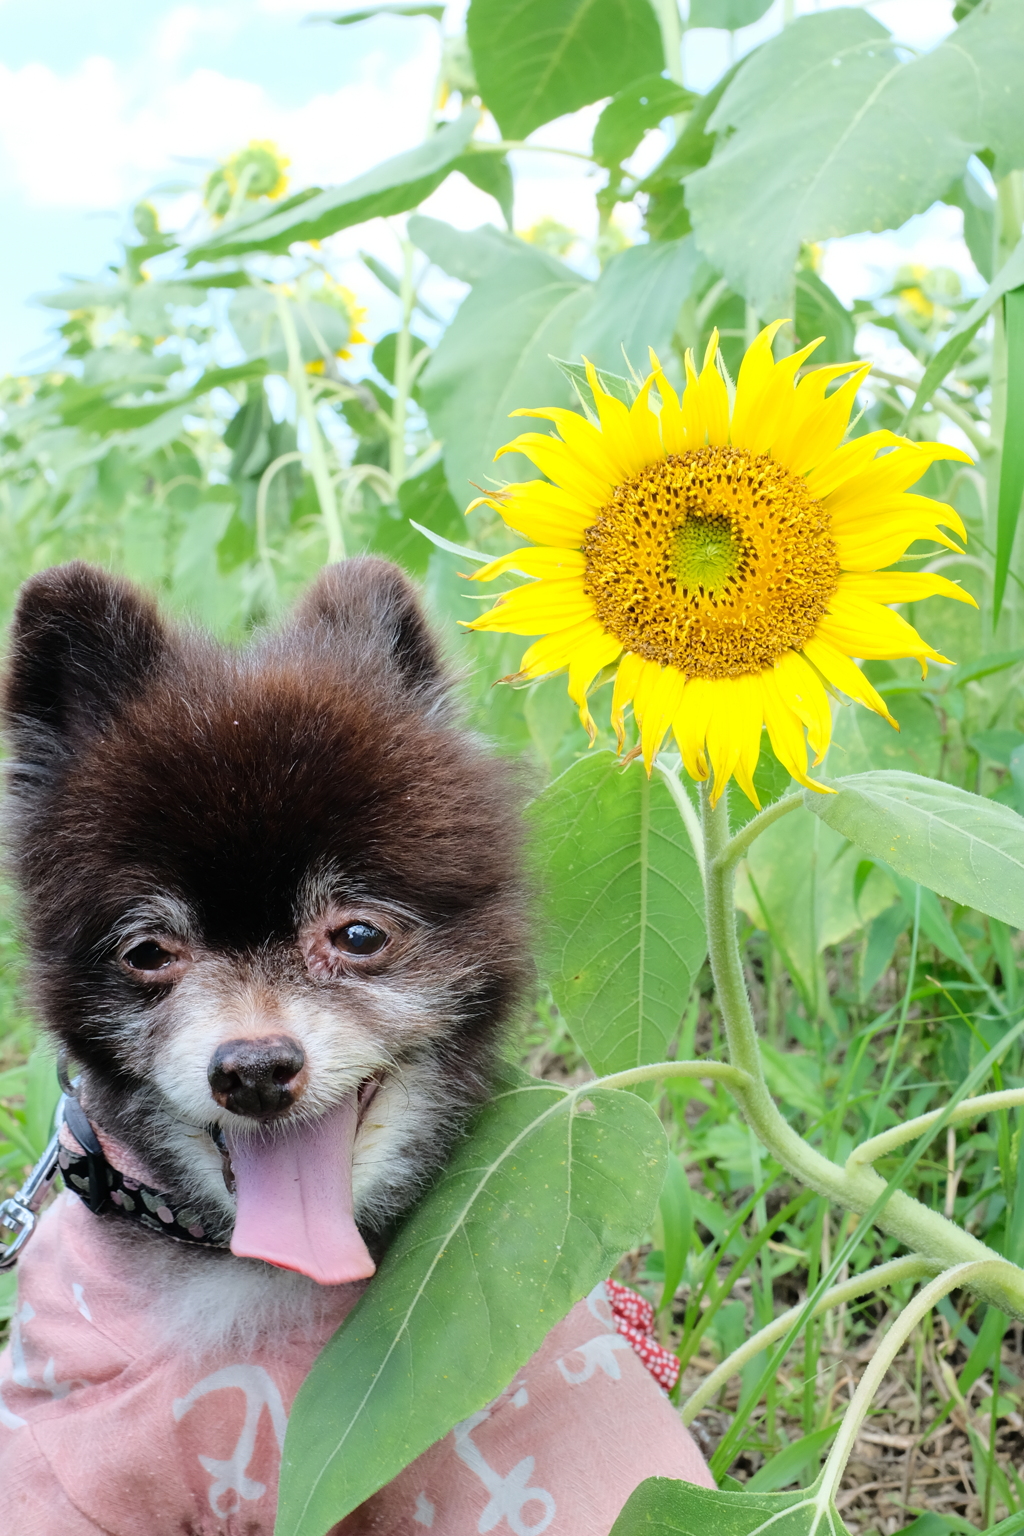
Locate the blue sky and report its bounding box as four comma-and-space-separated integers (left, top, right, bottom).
0, 0, 966, 376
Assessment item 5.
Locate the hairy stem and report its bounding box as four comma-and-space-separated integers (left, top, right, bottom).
817, 1261, 1024, 1505
851, 1087, 1024, 1169
680, 1254, 937, 1424
697, 780, 1024, 1318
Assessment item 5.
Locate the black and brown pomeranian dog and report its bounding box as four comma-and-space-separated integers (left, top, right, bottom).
3, 558, 527, 1278
0, 558, 710, 1536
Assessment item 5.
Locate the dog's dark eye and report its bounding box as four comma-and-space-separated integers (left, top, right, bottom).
330, 922, 387, 956
123, 942, 176, 973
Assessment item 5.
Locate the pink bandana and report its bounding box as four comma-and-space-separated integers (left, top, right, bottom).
0, 1193, 713, 1534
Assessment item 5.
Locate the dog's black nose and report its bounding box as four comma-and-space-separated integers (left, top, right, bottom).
208, 1035, 306, 1119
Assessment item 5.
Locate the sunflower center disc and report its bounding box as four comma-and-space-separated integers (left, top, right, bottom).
582, 446, 841, 678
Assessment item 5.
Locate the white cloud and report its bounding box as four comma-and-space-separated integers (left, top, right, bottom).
0, 42, 438, 211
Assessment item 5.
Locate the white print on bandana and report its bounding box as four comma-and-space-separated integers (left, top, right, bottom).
0, 1300, 85, 1430
452, 1407, 556, 1536
554, 1278, 630, 1384
555, 1331, 630, 1385
173, 1363, 288, 1518
414, 1491, 436, 1526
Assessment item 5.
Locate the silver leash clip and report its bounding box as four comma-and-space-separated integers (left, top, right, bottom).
0, 1101, 65, 1272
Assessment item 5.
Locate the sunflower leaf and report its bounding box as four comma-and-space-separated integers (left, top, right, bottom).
592, 74, 696, 169
688, 0, 774, 28
466, 0, 664, 142
414, 221, 593, 504
572, 237, 703, 378
551, 357, 635, 412
805, 770, 1024, 930
276, 1068, 667, 1535
530, 752, 706, 1077
185, 110, 478, 261
684, 4, 1024, 314
609, 1477, 846, 1536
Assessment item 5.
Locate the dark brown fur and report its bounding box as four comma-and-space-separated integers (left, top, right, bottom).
2, 557, 529, 1251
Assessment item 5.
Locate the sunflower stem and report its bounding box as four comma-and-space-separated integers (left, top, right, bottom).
712, 790, 802, 875
696, 779, 1024, 1318
274, 288, 346, 563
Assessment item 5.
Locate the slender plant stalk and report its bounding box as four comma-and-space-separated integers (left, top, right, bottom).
681, 1254, 938, 1424
815, 1261, 1023, 1508
693, 779, 1024, 1317
390, 239, 416, 484
851, 1087, 1024, 1169
274, 289, 345, 562
254, 449, 305, 578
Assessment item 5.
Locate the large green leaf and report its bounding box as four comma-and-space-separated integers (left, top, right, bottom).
186, 111, 477, 262
685, 10, 983, 313
993, 285, 1024, 620
326, 3, 445, 22
276, 1069, 667, 1536
572, 237, 703, 375
688, 0, 774, 28
592, 74, 695, 169
530, 753, 706, 1076
466, 0, 663, 141
408, 213, 540, 284
953, 0, 1024, 176
610, 1478, 849, 1536
415, 221, 592, 502
805, 771, 1024, 930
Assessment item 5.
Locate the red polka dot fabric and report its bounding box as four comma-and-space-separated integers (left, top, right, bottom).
605, 1278, 680, 1393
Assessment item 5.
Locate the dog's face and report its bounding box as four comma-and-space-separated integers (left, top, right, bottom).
2, 558, 527, 1284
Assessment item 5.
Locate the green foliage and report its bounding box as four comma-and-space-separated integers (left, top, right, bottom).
592, 75, 695, 170
188, 110, 479, 260
610, 1477, 848, 1536
572, 237, 702, 374
3, 3, 1024, 1531
994, 286, 1024, 618
414, 219, 592, 498
686, 11, 982, 313
466, 0, 663, 140
276, 1069, 667, 1534
530, 753, 706, 1076
807, 771, 1024, 931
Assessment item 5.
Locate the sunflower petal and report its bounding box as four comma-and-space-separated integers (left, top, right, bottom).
518, 618, 615, 680
495, 480, 596, 548
472, 547, 586, 582
635, 663, 688, 773
801, 637, 895, 726
467, 576, 595, 635
819, 590, 951, 670
730, 320, 788, 444
775, 364, 871, 476
704, 675, 764, 806
610, 651, 647, 751
495, 432, 614, 508
838, 570, 977, 608
673, 678, 715, 784
567, 629, 624, 741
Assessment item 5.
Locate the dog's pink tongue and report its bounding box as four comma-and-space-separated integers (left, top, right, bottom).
226, 1095, 375, 1286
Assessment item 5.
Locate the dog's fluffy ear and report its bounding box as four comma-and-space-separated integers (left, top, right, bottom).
291, 556, 449, 702
3, 562, 169, 757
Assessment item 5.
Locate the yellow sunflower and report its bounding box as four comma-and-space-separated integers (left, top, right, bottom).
466, 321, 974, 806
